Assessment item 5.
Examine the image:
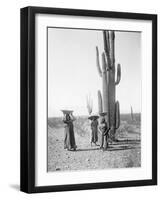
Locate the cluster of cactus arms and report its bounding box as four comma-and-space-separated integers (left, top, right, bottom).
96, 30, 121, 141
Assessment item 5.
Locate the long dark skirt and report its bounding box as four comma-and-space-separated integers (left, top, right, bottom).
91, 127, 98, 143
64, 122, 76, 150
91, 120, 98, 143
100, 134, 108, 149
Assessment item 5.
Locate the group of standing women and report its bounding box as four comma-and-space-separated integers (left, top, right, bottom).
90, 116, 110, 150
63, 113, 110, 151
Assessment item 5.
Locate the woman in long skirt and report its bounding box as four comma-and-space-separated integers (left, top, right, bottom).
99, 117, 110, 150
63, 113, 77, 151
90, 117, 99, 146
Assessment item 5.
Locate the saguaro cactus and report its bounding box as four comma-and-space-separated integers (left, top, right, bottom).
98, 90, 103, 114
115, 101, 120, 129
96, 48, 109, 117
131, 106, 134, 121
86, 94, 93, 115
96, 30, 121, 141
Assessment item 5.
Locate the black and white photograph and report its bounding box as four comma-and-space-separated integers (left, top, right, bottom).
20, 6, 157, 193
47, 28, 141, 172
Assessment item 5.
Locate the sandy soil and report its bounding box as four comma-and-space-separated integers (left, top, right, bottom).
48, 125, 141, 172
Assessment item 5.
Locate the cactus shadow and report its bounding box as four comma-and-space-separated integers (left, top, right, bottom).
76, 148, 100, 152
111, 140, 140, 145
106, 144, 140, 151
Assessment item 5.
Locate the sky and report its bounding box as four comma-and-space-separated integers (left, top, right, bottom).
48, 28, 141, 117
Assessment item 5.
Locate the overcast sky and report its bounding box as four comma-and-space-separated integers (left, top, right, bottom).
48, 28, 141, 117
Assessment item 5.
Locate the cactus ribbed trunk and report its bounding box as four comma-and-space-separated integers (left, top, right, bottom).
102, 53, 109, 122
108, 68, 115, 128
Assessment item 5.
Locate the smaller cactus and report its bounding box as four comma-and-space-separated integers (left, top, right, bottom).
98, 90, 103, 114
115, 101, 120, 129
131, 106, 134, 121
86, 94, 93, 115
96, 46, 102, 77
115, 64, 121, 85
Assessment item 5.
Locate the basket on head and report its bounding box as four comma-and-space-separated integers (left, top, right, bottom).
99, 112, 107, 117
88, 115, 99, 120
61, 110, 73, 115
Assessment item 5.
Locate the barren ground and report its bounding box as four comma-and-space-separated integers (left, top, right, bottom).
48, 115, 141, 172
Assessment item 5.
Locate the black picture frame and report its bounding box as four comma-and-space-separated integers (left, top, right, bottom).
20, 6, 157, 193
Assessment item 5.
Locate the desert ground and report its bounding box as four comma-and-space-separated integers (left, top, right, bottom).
48, 114, 141, 172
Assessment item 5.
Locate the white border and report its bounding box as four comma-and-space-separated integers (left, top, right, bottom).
35, 14, 152, 186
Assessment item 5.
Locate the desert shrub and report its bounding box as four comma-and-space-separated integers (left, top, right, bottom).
74, 117, 91, 137
126, 159, 134, 168
115, 120, 141, 140
120, 113, 141, 126
48, 116, 91, 137
48, 117, 63, 128
115, 124, 128, 139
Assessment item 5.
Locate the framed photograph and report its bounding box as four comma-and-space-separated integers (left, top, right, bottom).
20, 6, 157, 193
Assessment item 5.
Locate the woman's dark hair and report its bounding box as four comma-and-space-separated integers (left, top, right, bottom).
66, 113, 71, 120
100, 117, 105, 123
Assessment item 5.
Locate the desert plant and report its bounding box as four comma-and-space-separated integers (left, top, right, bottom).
97, 90, 103, 114
86, 94, 93, 115
131, 106, 134, 121
115, 101, 120, 129
96, 30, 121, 141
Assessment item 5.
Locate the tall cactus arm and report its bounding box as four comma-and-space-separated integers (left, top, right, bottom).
109, 31, 115, 67
103, 31, 111, 70
98, 90, 103, 114
96, 46, 102, 77
115, 101, 120, 129
115, 63, 121, 85
102, 52, 107, 72
103, 31, 109, 54
86, 94, 93, 115
131, 106, 134, 121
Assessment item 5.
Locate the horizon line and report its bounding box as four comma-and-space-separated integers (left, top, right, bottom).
48, 112, 141, 118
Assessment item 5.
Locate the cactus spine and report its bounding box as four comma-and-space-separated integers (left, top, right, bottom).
96, 30, 121, 141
